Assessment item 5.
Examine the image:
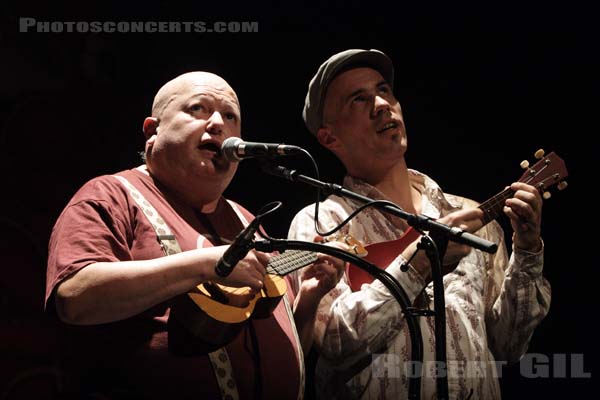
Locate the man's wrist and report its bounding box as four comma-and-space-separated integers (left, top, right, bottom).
513, 234, 544, 254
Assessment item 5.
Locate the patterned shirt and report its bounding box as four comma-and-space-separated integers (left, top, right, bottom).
288, 171, 551, 399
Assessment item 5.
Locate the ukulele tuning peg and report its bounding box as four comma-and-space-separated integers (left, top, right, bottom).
557, 181, 568, 191
542, 191, 552, 200
534, 149, 545, 159
520, 160, 530, 169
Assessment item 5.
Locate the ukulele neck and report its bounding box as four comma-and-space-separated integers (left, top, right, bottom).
478, 187, 515, 225
267, 250, 318, 276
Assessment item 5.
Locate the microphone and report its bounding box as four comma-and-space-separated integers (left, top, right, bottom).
221, 137, 303, 162
214, 217, 261, 277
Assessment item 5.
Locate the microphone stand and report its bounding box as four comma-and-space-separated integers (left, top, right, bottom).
262, 163, 498, 400
419, 233, 449, 399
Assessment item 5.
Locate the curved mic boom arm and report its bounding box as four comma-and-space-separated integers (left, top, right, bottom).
253, 238, 423, 400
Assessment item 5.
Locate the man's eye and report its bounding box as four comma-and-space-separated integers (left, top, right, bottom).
352, 96, 366, 103
190, 104, 204, 112
225, 113, 238, 121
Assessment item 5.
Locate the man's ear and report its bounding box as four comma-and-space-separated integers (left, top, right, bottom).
142, 117, 159, 140
316, 127, 339, 151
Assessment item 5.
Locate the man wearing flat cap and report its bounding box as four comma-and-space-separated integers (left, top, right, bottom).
288, 49, 551, 399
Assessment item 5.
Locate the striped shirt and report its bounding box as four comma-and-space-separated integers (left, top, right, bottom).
288, 170, 551, 399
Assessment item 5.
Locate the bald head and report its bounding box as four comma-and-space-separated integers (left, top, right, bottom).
142, 70, 243, 208
151, 72, 240, 119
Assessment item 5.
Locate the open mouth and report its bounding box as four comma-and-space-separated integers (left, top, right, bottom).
198, 142, 221, 156
377, 122, 398, 134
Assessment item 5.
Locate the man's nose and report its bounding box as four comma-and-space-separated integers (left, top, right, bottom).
372, 95, 391, 117
206, 111, 225, 134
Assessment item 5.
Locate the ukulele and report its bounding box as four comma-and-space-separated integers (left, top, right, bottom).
346, 149, 569, 292
185, 234, 366, 350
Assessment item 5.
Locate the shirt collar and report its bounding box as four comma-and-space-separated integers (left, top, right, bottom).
341, 169, 464, 216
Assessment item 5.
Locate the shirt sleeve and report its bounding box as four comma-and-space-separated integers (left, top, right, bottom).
288, 203, 427, 365
482, 222, 551, 362
46, 179, 133, 307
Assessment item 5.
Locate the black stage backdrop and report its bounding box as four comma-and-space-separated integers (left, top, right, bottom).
1, 1, 598, 398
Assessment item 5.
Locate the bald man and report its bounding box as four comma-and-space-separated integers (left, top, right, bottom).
46, 72, 340, 399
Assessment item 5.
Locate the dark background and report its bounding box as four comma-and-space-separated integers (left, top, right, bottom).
1, 1, 598, 398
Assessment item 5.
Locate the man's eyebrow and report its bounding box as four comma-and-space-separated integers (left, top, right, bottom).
183, 94, 240, 114
344, 79, 390, 103
346, 87, 366, 102
185, 93, 210, 101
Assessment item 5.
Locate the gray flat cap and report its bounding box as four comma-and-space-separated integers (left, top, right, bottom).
302, 49, 394, 135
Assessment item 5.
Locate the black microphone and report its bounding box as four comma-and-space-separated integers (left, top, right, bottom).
221, 137, 303, 162
214, 217, 261, 277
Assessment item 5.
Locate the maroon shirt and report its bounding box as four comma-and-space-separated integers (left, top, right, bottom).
46, 168, 302, 399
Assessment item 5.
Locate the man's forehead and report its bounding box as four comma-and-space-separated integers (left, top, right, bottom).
153, 74, 239, 116
184, 83, 239, 104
